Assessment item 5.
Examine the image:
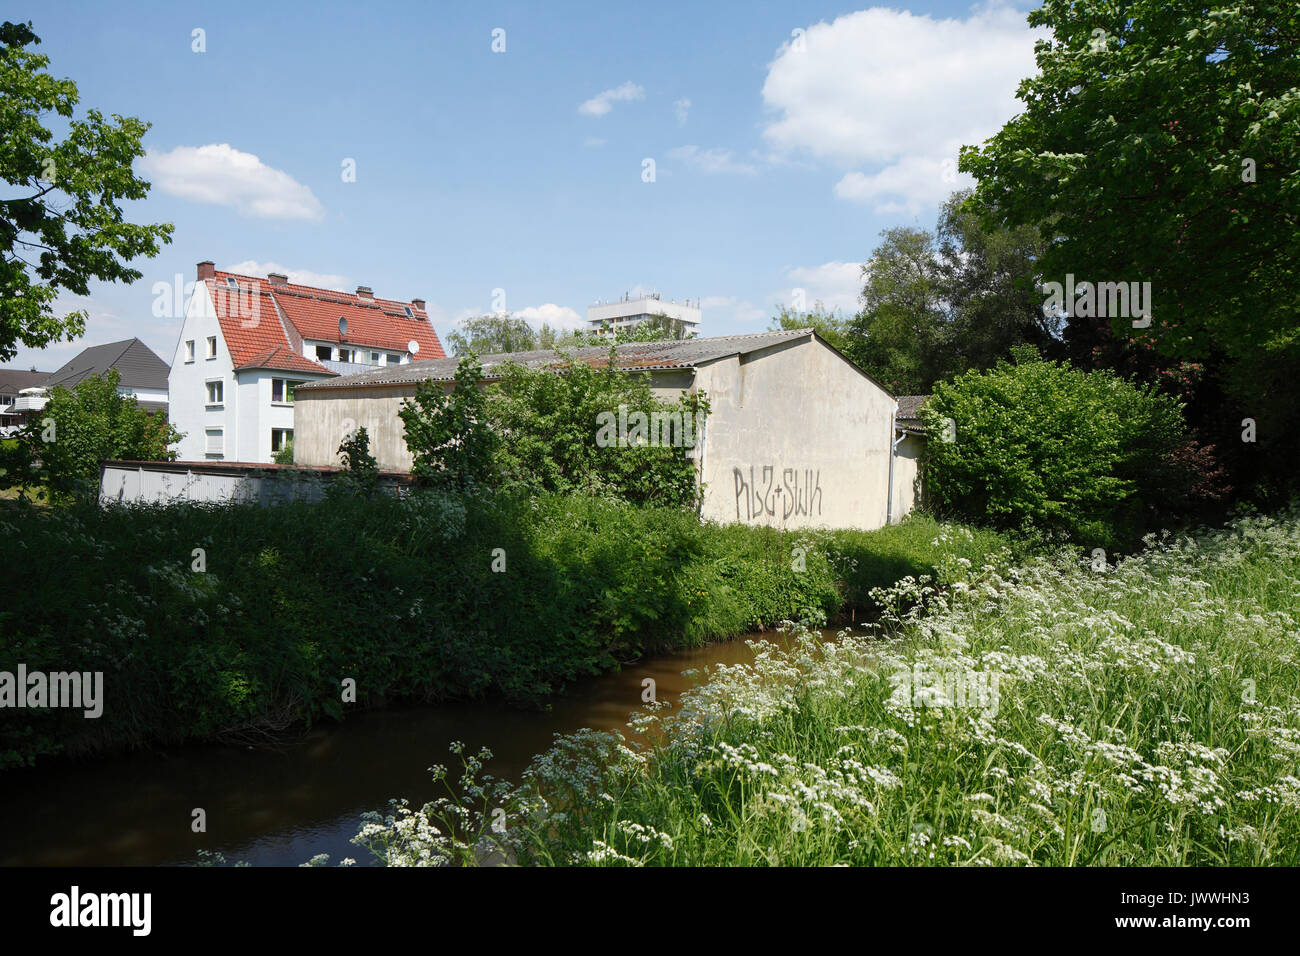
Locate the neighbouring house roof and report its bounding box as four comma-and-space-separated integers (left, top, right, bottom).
205, 271, 445, 376
43, 339, 169, 392
0, 369, 50, 395
298, 328, 850, 391
895, 394, 929, 434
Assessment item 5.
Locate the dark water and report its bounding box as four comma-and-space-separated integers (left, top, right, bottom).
0, 627, 846, 867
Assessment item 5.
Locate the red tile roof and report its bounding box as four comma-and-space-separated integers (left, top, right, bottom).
205, 270, 445, 375
236, 346, 330, 375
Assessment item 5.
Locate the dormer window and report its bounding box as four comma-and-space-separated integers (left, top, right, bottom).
225, 277, 238, 290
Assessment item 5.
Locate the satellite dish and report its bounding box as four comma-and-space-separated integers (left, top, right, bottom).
338, 316, 348, 337
408, 339, 420, 355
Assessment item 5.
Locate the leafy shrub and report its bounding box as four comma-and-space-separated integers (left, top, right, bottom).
328, 427, 380, 499
923, 357, 1199, 549
490, 349, 706, 508
398, 355, 499, 492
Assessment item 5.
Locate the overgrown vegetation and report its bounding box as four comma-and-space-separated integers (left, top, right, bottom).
0, 496, 1004, 769
922, 353, 1219, 550
400, 350, 706, 508
349, 508, 1300, 866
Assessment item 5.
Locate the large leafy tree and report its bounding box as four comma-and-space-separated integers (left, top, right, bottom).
960, 0, 1300, 494
845, 226, 950, 394
842, 191, 1058, 394
1, 21, 172, 363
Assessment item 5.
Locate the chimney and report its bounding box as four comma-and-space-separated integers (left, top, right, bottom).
197, 260, 215, 281
268, 272, 288, 286
411, 298, 425, 311
356, 285, 373, 299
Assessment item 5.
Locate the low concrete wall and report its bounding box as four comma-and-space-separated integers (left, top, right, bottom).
99, 460, 412, 506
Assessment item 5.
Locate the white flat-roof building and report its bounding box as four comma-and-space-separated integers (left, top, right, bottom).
587, 293, 701, 336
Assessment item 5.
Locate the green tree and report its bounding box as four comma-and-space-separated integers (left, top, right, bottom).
1, 369, 181, 503
446, 314, 540, 356
0, 21, 173, 362
398, 355, 499, 491
845, 226, 951, 394
842, 192, 1061, 395
489, 347, 706, 507
768, 305, 852, 354
923, 356, 1208, 549
959, 0, 1300, 494
936, 191, 1062, 369
330, 426, 379, 497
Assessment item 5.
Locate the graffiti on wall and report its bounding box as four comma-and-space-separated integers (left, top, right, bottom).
733, 465, 823, 521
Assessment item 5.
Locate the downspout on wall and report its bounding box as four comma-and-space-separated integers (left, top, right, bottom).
886, 399, 906, 525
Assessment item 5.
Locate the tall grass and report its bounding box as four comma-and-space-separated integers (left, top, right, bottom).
350, 508, 1300, 866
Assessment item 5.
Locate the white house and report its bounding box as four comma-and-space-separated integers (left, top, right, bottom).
168, 262, 444, 463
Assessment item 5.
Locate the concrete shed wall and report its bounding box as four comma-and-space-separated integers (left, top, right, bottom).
891, 432, 924, 521
692, 337, 896, 530
293, 383, 435, 470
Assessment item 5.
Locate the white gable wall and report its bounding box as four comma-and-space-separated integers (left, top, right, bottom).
168, 284, 236, 461
692, 335, 896, 530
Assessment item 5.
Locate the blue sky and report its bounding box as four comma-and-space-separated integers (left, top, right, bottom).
8, 0, 1044, 370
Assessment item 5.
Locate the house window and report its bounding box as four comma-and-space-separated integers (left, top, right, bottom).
370, 351, 381, 365
205, 428, 224, 457
315, 344, 332, 361
271, 428, 293, 453
386, 353, 401, 365
184, 340, 195, 363
205, 380, 224, 406
403, 305, 414, 318
271, 379, 305, 403
338, 348, 354, 363
206, 336, 217, 359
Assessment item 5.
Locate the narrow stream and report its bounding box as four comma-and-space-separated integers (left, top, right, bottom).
0, 626, 846, 867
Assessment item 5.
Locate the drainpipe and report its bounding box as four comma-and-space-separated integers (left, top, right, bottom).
886, 400, 905, 525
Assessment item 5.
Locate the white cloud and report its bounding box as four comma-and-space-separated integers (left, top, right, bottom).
140, 144, 326, 221
783, 261, 862, 313
223, 260, 349, 291
512, 304, 585, 330
674, 97, 691, 125
761, 3, 1044, 212
584, 137, 606, 148
668, 145, 758, 176
578, 82, 645, 117
834, 158, 971, 216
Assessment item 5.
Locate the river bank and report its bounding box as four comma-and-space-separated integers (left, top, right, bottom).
0, 624, 842, 866
0, 493, 1007, 770
363, 509, 1300, 866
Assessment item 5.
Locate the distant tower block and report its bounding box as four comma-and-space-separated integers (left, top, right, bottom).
586, 291, 701, 336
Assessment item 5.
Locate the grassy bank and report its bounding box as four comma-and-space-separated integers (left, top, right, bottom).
0, 493, 1004, 769
354, 507, 1300, 866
